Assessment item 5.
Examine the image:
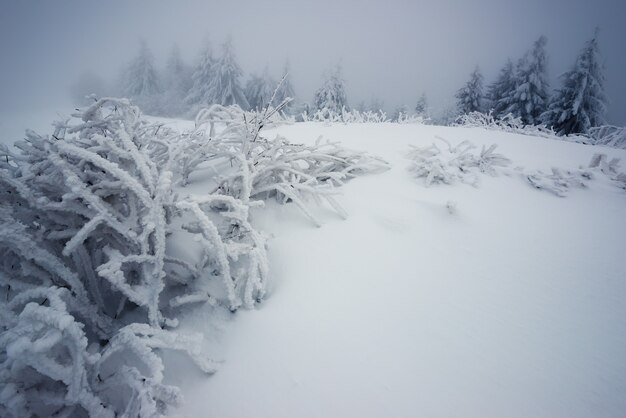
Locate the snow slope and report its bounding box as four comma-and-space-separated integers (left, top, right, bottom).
169, 123, 626, 418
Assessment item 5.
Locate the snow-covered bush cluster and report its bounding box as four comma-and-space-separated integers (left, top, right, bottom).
525, 153, 626, 196
0, 97, 387, 417
301, 107, 426, 124
183, 102, 389, 227
588, 125, 626, 149
407, 137, 511, 187
302, 107, 386, 123
407, 136, 624, 195
454, 111, 626, 150
453, 111, 578, 141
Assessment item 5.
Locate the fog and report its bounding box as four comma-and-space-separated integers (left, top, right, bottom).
1, 0, 625, 124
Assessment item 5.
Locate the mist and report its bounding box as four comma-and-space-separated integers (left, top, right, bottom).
1, 0, 625, 123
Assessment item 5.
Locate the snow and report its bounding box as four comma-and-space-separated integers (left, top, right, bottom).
166, 122, 626, 417
3, 110, 625, 416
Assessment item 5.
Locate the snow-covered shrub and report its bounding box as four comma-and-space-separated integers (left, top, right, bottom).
396, 112, 427, 124
588, 153, 626, 190
588, 125, 626, 149
0, 98, 217, 417
476, 144, 513, 176
173, 195, 269, 310
213, 135, 389, 227
186, 100, 389, 227
524, 168, 591, 197
407, 137, 510, 187
524, 153, 625, 196
454, 111, 588, 143
302, 107, 393, 124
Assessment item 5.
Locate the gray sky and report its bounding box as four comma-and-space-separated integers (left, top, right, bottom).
1, 0, 625, 124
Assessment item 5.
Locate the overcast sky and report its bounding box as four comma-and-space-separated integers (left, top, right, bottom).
1, 0, 624, 124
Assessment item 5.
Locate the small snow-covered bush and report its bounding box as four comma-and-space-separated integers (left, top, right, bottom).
523, 153, 625, 196
407, 137, 511, 187
524, 168, 591, 197
213, 135, 389, 227
588, 125, 626, 149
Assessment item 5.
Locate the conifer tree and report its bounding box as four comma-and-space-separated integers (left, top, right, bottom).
455, 67, 484, 115
185, 39, 216, 110
206, 39, 249, 109
163, 44, 192, 115
487, 59, 516, 118
415, 93, 428, 116
541, 29, 607, 135
504, 36, 550, 125
245, 67, 276, 110
313, 64, 349, 112
122, 40, 161, 112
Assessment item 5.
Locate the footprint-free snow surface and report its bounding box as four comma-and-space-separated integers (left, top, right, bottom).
168, 123, 624, 417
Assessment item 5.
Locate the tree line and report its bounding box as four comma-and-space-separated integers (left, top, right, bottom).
73, 30, 609, 136
455, 30, 607, 135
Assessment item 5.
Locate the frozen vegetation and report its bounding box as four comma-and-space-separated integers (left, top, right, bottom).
0, 98, 387, 416
0, 16, 625, 418
1, 98, 625, 416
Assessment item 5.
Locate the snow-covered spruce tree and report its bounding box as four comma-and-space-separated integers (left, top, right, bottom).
313, 64, 349, 113
274, 61, 296, 113
185, 39, 216, 112
245, 67, 276, 110
540, 29, 607, 135
504, 36, 550, 125
121, 40, 161, 113
456, 67, 484, 115
487, 59, 516, 118
206, 39, 249, 109
415, 93, 428, 117
163, 44, 192, 116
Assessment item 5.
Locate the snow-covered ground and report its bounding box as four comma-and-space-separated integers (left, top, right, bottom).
162, 122, 626, 418
3, 114, 625, 417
